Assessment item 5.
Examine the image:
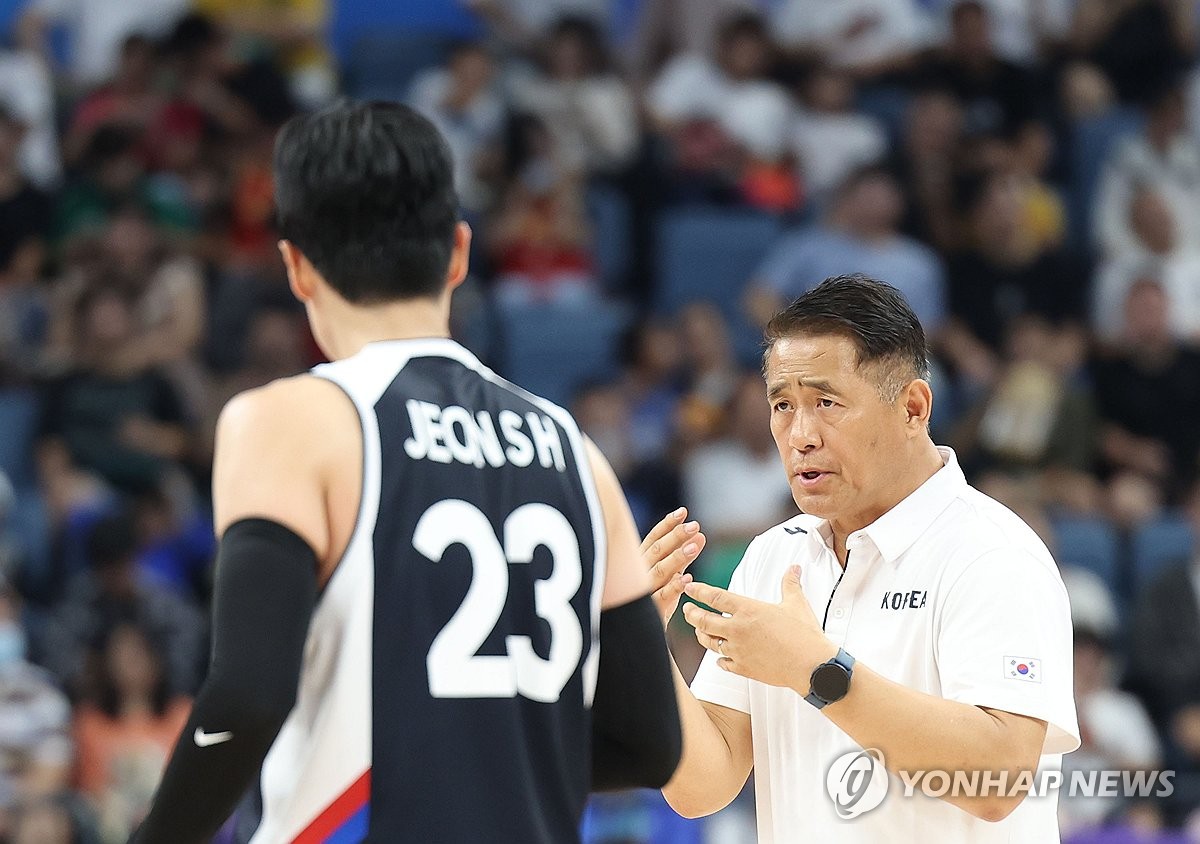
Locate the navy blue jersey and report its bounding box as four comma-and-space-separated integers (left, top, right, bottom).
236, 338, 604, 844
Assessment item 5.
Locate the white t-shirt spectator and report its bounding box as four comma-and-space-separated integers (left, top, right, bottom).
408, 68, 506, 213
1093, 134, 1200, 259
1090, 255, 1200, 344
791, 108, 888, 201
508, 68, 639, 175
647, 53, 794, 160
0, 50, 60, 188
769, 0, 926, 70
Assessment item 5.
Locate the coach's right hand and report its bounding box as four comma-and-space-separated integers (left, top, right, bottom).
641, 507, 706, 626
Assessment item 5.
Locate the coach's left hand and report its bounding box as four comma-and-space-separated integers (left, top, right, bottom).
682, 566, 838, 694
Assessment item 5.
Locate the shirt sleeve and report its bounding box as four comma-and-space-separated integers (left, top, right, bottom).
935, 548, 1081, 755
689, 541, 757, 715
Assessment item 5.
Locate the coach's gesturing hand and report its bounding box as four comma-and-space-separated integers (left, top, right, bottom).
641, 507, 707, 625
682, 565, 837, 692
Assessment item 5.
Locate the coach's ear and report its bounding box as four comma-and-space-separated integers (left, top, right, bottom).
900, 377, 934, 436
278, 239, 317, 303
445, 221, 472, 294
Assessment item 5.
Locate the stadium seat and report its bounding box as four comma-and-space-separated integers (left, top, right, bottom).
342, 33, 455, 102
1068, 107, 1144, 250
654, 206, 783, 364
1049, 515, 1121, 597
586, 183, 632, 294
0, 388, 39, 488
495, 298, 633, 408
1130, 515, 1194, 590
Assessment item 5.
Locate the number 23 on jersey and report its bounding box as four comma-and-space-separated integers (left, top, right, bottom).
413, 499, 586, 704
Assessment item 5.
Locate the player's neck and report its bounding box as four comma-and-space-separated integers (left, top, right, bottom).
317, 294, 452, 361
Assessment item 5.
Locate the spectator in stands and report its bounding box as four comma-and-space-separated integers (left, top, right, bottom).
62, 35, 162, 169
37, 286, 193, 501
789, 64, 888, 207
194, 0, 336, 109
464, 0, 609, 51
16, 0, 190, 90
509, 17, 639, 179
913, 1, 1041, 139
0, 43, 61, 189
939, 168, 1085, 390
0, 580, 73, 811
1071, 0, 1194, 106
72, 622, 190, 842
619, 318, 684, 468
646, 12, 794, 204
1093, 80, 1200, 259
676, 302, 741, 445
1126, 482, 1200, 776
681, 372, 794, 543
1062, 619, 1162, 835
768, 0, 925, 80
744, 166, 945, 332
38, 511, 205, 700
0, 108, 53, 384
625, 0, 760, 87
409, 41, 506, 215
488, 114, 598, 305
54, 126, 192, 247
1092, 187, 1200, 345
922, 0, 1073, 67
951, 314, 1097, 479
888, 86, 965, 252
1092, 278, 1200, 505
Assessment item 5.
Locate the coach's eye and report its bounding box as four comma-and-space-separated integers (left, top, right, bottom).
772, 400, 792, 413
818, 398, 836, 409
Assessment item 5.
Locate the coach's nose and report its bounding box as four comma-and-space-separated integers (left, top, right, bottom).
788, 406, 821, 453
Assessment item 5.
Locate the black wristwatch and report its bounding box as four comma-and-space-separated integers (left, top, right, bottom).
804, 648, 855, 709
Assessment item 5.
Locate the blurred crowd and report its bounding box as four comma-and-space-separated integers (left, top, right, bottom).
2, 0, 1200, 842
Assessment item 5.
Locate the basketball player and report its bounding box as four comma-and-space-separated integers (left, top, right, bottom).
132, 101, 681, 843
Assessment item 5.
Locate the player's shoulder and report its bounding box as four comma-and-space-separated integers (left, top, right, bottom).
216, 374, 357, 451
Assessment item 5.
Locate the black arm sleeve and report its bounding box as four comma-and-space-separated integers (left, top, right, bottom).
590, 594, 683, 791
130, 518, 319, 844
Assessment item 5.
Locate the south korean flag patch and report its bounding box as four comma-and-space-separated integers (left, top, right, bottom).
1004, 656, 1041, 683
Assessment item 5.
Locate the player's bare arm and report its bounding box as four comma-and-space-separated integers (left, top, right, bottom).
640, 509, 754, 819
132, 375, 360, 843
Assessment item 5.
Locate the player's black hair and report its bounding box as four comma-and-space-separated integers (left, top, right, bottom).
273, 100, 459, 303
764, 274, 931, 401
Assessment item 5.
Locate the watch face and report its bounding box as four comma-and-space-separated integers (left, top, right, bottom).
811, 662, 851, 702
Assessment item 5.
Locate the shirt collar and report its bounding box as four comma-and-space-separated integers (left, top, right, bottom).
803, 446, 966, 566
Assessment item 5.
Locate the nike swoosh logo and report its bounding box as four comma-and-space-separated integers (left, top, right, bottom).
194, 728, 234, 747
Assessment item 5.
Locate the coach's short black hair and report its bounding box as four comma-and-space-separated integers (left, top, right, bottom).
764, 274, 931, 401
273, 100, 459, 303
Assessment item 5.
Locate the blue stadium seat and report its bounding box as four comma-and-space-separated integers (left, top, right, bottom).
495, 298, 633, 408
1131, 516, 1194, 590
654, 207, 783, 364
342, 33, 455, 102
1049, 515, 1121, 596
586, 184, 632, 294
0, 388, 40, 488
329, 3, 483, 68
1068, 107, 1144, 250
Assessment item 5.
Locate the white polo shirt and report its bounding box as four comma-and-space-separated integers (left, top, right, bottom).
691, 447, 1080, 842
